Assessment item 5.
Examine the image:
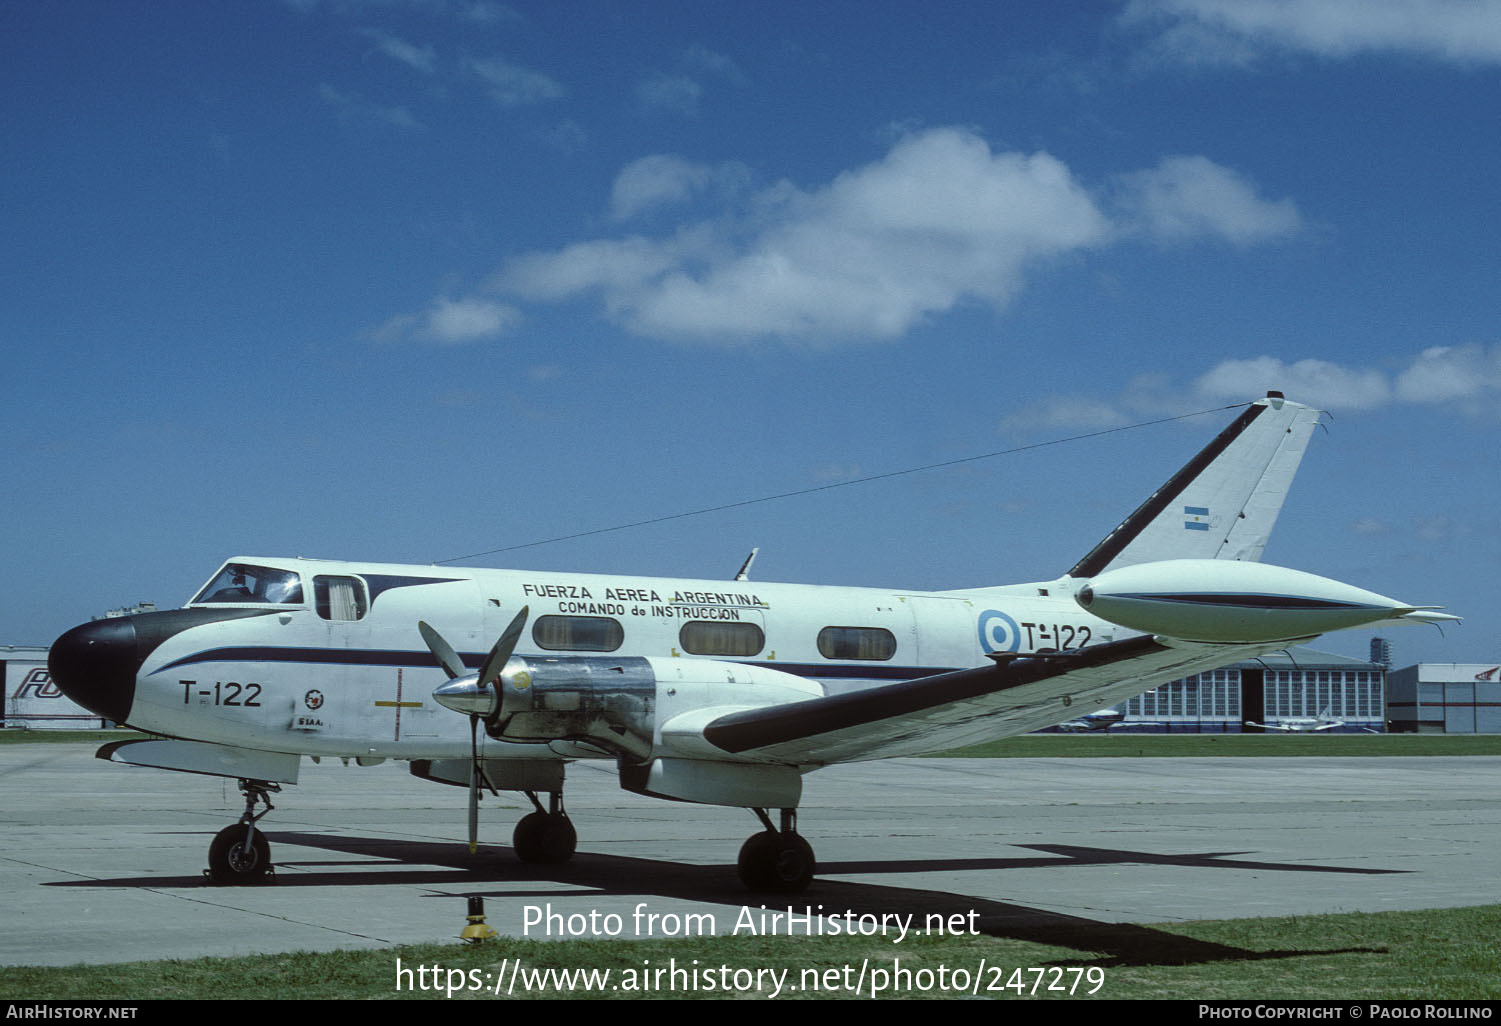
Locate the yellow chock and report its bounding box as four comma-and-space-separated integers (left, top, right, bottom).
460, 895, 497, 943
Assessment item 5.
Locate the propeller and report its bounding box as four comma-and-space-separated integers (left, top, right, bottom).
418, 606, 530, 853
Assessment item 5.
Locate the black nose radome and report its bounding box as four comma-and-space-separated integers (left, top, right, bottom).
49, 618, 139, 724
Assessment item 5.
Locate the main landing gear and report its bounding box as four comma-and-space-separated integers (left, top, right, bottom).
512, 789, 576, 865
737, 808, 815, 893
205, 779, 279, 885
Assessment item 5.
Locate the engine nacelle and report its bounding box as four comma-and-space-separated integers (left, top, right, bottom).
434, 654, 823, 769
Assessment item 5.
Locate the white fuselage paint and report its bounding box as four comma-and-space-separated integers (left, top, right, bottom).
132, 556, 1116, 763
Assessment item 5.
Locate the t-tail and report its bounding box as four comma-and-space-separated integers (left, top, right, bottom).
1068, 391, 1322, 579
1064, 393, 1458, 642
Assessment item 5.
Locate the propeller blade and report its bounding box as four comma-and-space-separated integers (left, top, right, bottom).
478, 605, 529, 689
418, 621, 467, 680
468, 715, 480, 853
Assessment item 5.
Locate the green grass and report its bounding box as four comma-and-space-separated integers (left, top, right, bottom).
6, 905, 1498, 999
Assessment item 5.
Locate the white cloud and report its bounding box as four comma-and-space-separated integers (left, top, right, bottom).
1194, 356, 1392, 410
610, 156, 710, 220
421, 296, 520, 342
1115, 155, 1302, 245
1001, 396, 1134, 433
1394, 344, 1501, 403
609, 155, 752, 221
467, 56, 564, 106
1125, 0, 1501, 66
496, 129, 1305, 345
500, 129, 1123, 343
1015, 343, 1501, 430
358, 28, 437, 74
374, 296, 521, 344
500, 229, 713, 302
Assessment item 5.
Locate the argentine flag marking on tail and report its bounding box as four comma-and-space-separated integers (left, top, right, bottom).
1184, 506, 1211, 531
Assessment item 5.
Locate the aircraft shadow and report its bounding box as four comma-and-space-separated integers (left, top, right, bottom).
47, 829, 1394, 968
820, 843, 1409, 876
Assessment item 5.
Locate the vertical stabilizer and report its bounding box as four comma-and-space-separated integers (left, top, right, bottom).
1067, 393, 1322, 579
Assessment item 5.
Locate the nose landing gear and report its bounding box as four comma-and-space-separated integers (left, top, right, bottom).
205, 779, 279, 885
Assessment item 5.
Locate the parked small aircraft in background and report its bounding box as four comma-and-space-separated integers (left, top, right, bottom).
1056, 708, 1127, 732
1245, 709, 1353, 732
48, 394, 1454, 892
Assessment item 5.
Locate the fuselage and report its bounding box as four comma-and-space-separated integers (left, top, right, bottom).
51, 555, 1118, 762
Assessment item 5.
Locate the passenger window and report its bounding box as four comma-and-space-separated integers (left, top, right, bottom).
315, 576, 368, 621
817, 626, 897, 661
679, 621, 764, 657
533, 615, 624, 652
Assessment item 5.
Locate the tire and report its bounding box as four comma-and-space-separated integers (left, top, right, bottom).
207, 824, 272, 885
736, 830, 780, 891
737, 831, 814, 893
513, 812, 576, 864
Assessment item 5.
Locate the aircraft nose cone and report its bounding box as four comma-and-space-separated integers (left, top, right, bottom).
48, 618, 139, 724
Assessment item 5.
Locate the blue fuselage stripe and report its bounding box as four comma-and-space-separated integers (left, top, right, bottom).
150, 646, 957, 682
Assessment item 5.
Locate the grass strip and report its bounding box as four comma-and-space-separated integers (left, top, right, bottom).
6, 905, 1498, 1000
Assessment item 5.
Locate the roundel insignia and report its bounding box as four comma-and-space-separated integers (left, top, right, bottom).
304, 689, 325, 710
977, 610, 1021, 654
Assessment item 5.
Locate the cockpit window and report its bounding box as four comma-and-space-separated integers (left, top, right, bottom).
193, 563, 304, 605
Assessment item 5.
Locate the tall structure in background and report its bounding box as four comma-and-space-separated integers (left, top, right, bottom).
1370, 637, 1392, 669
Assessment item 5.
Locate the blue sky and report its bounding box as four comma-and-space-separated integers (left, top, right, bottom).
5, 0, 1498, 668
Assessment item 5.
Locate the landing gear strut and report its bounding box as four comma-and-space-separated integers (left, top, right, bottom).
737, 807, 815, 893
513, 789, 576, 864
205, 779, 279, 885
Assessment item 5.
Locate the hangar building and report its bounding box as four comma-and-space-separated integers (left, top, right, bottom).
1113, 647, 1386, 733
2, 645, 110, 729
1387, 663, 1501, 734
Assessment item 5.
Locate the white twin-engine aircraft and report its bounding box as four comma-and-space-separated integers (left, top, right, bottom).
48, 394, 1454, 893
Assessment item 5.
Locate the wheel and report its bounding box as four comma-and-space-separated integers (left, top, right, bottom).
207, 824, 272, 885
736, 830, 779, 890
737, 831, 815, 893
513, 812, 576, 864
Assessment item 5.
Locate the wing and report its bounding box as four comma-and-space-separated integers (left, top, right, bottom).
701, 636, 1289, 765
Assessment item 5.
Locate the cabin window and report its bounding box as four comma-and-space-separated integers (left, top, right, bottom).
315, 576, 368, 621
679, 621, 764, 657
193, 563, 304, 605
817, 626, 897, 661
532, 615, 624, 652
